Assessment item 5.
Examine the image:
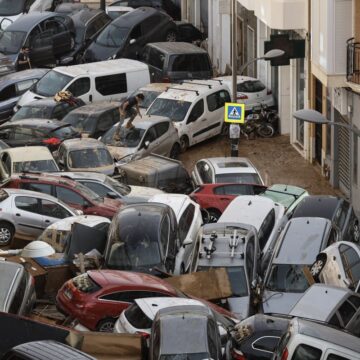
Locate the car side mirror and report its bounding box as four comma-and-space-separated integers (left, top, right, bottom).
130, 39, 136, 45
143, 140, 150, 149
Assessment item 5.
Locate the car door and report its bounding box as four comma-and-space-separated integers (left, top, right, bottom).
13, 196, 45, 238
153, 121, 172, 156
139, 125, 158, 157
65, 77, 91, 102
186, 99, 207, 145
38, 198, 73, 228
29, 30, 56, 67
48, 17, 73, 57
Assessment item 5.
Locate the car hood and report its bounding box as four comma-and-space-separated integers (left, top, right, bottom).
84, 42, 119, 62
128, 185, 163, 198
227, 296, 250, 320
262, 290, 304, 315
107, 146, 136, 161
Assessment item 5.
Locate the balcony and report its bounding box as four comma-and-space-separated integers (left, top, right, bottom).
346, 38, 360, 92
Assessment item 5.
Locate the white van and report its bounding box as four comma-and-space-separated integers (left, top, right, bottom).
16, 59, 151, 108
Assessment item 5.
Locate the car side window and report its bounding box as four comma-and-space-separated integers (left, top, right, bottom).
95, 74, 127, 96
335, 201, 350, 230
8, 273, 26, 314
67, 77, 90, 97
55, 186, 87, 206
160, 215, 170, 256
40, 199, 71, 219
16, 79, 37, 96
252, 336, 280, 353
0, 84, 16, 101
97, 113, 114, 132
0, 127, 12, 140
223, 184, 253, 195
80, 181, 110, 198
213, 185, 225, 195
338, 299, 357, 325
85, 21, 98, 40
207, 90, 230, 112
339, 244, 360, 286
292, 344, 322, 360
100, 290, 167, 302
130, 24, 141, 40
258, 209, 275, 251
15, 196, 39, 214
143, 126, 157, 143
155, 122, 169, 137
187, 100, 204, 124
326, 355, 351, 360
12, 127, 35, 140
197, 161, 212, 184
245, 237, 255, 279
21, 182, 52, 195
147, 47, 165, 70
178, 204, 195, 244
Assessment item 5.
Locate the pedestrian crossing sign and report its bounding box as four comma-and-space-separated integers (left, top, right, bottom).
224, 103, 245, 123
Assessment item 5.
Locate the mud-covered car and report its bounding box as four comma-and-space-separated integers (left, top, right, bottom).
56, 138, 115, 175
116, 154, 194, 194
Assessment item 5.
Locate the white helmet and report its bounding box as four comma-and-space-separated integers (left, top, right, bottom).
21, 241, 55, 258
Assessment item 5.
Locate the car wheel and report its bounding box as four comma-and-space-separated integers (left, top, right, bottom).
165, 30, 177, 42
207, 209, 221, 223
180, 136, 189, 153
257, 124, 275, 138
97, 318, 116, 332
310, 254, 327, 281
353, 220, 360, 243
170, 143, 181, 159
0, 221, 14, 246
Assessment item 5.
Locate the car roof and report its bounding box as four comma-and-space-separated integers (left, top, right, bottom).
289, 284, 354, 321
135, 297, 203, 320
65, 101, 120, 116
218, 195, 281, 230
122, 115, 171, 129
292, 195, 342, 220
54, 59, 148, 78
61, 138, 108, 150
148, 194, 191, 218
147, 42, 207, 54
292, 317, 360, 353
215, 75, 261, 84
11, 173, 78, 187
202, 157, 258, 175
0, 146, 54, 162
138, 83, 175, 92
274, 217, 332, 265
111, 6, 160, 27
5, 119, 67, 129
87, 270, 177, 294
6, 12, 66, 32
3, 187, 69, 202
43, 215, 110, 232
157, 80, 230, 103
0, 69, 48, 86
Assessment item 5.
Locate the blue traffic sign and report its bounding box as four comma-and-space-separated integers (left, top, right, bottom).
224, 103, 245, 123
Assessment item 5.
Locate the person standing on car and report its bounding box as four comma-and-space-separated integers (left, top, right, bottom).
17, 47, 31, 71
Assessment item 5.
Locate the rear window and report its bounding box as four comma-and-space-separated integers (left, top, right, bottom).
95, 73, 127, 96
124, 303, 152, 329
169, 54, 211, 72
72, 273, 101, 293
215, 173, 262, 185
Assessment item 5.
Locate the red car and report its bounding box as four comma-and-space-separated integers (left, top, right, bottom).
190, 183, 267, 221
2, 174, 121, 219
56, 270, 236, 332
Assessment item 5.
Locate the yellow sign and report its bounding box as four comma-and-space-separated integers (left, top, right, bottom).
224, 102, 245, 123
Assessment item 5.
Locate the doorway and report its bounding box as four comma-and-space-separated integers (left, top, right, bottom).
314, 78, 323, 165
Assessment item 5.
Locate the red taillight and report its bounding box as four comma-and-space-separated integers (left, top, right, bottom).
280, 348, 289, 360
162, 76, 171, 83
231, 349, 246, 360
136, 331, 150, 339
267, 89, 272, 95
43, 137, 61, 146
237, 94, 248, 100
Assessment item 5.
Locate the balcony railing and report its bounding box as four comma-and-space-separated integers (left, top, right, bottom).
347, 37, 360, 85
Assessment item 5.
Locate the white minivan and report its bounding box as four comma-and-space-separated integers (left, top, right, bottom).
16, 59, 151, 108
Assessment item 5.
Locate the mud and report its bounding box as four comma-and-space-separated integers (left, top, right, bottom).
180, 134, 341, 196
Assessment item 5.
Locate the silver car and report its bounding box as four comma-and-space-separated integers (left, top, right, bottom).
101, 115, 181, 164
0, 188, 78, 246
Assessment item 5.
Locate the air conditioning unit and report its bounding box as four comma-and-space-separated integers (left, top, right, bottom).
333, 87, 347, 115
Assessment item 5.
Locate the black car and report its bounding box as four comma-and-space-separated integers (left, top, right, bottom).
0, 68, 48, 124
0, 12, 75, 70
291, 195, 360, 243
11, 97, 85, 121
83, 7, 177, 62
175, 21, 206, 44
109, 0, 181, 20
229, 314, 290, 360
0, 119, 80, 150
104, 203, 178, 275
61, 8, 111, 64
62, 101, 120, 138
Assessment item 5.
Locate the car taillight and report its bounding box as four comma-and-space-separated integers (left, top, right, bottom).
237, 94, 248, 100
43, 137, 61, 146
267, 89, 272, 95
280, 348, 289, 360
136, 331, 150, 339
231, 349, 246, 360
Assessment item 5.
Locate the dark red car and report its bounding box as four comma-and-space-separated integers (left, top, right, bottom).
190, 183, 267, 221
2, 174, 121, 219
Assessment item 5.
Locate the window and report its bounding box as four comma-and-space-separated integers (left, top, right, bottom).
130, 24, 141, 39
237, 80, 265, 93
95, 73, 127, 96
155, 122, 169, 137
214, 184, 254, 196
207, 320, 218, 359
97, 113, 114, 132
143, 126, 157, 143
245, 237, 254, 279
53, 103, 70, 120
329, 313, 341, 327
207, 90, 231, 112
55, 186, 87, 207
85, 22, 98, 40
8, 274, 26, 314
39, 199, 71, 219
0, 128, 12, 140
338, 300, 356, 325
197, 161, 212, 184
178, 204, 195, 244
160, 215, 170, 256
81, 181, 111, 198
335, 201, 350, 230
12, 127, 34, 140
15, 196, 39, 214
0, 84, 16, 101
67, 77, 90, 97
252, 336, 280, 353
169, 54, 211, 72
348, 295, 360, 308
292, 344, 322, 360
100, 290, 168, 302
16, 79, 36, 95
340, 244, 360, 286
258, 209, 275, 251
146, 47, 165, 69
22, 182, 52, 195
124, 303, 152, 329
187, 100, 204, 123
327, 354, 351, 360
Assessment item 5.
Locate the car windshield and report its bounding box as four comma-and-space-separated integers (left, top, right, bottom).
0, 0, 25, 16
197, 266, 248, 296
0, 30, 26, 54
64, 113, 96, 133
160, 353, 210, 360
104, 175, 131, 196
131, 90, 162, 109
147, 98, 191, 122
68, 148, 113, 169
34, 70, 73, 97
13, 160, 58, 173
215, 173, 262, 185
125, 303, 152, 329
96, 24, 129, 47
266, 264, 310, 293
261, 190, 297, 210
101, 125, 145, 147
11, 105, 52, 120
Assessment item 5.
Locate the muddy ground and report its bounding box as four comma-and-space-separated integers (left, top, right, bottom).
180, 134, 341, 196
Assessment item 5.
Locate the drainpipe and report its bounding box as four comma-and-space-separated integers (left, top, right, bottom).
181, 0, 187, 21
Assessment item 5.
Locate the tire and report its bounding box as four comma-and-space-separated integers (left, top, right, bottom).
353, 220, 360, 243
257, 124, 275, 138
97, 317, 116, 332
180, 136, 189, 153
170, 143, 181, 159
207, 209, 221, 223
0, 221, 14, 246
310, 254, 327, 281
165, 30, 177, 42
